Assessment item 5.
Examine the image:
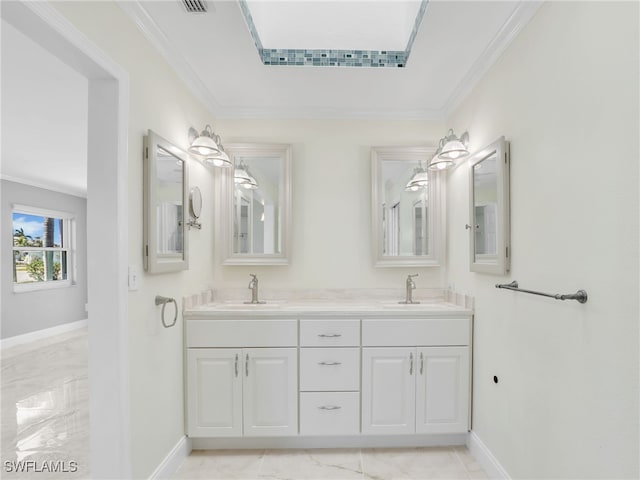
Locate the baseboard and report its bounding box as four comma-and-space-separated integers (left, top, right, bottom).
467, 431, 511, 479
191, 433, 468, 450
1, 319, 88, 350
149, 435, 192, 479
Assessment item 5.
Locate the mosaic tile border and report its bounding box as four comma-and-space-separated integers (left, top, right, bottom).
238, 0, 429, 68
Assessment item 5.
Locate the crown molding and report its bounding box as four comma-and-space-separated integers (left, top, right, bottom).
117, 1, 222, 117
441, 0, 544, 118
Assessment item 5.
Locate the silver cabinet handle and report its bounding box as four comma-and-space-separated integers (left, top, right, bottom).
409, 352, 414, 375
245, 353, 249, 377
318, 405, 341, 411
234, 354, 238, 377
318, 361, 342, 366
318, 333, 342, 338
420, 352, 424, 375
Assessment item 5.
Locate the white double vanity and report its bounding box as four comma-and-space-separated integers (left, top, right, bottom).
142, 131, 507, 449
184, 299, 472, 449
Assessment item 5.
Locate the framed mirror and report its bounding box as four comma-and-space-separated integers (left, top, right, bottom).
371, 147, 444, 267
220, 143, 292, 265
468, 136, 510, 274
143, 130, 189, 273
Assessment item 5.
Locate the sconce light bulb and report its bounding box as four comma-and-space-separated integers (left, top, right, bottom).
212, 159, 224, 167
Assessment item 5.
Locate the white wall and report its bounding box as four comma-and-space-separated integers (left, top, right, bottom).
1, 19, 88, 197
49, 2, 217, 478
0, 180, 88, 338
446, 2, 639, 478
215, 119, 447, 289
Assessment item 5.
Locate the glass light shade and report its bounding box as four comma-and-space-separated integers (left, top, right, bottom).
438, 139, 469, 160
428, 156, 455, 170
234, 165, 251, 184
206, 149, 232, 168
188, 133, 221, 157
405, 169, 428, 190
242, 178, 258, 190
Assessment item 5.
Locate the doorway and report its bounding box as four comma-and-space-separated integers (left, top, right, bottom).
1, 2, 130, 477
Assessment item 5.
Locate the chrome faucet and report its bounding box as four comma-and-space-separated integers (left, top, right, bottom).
399, 274, 420, 304
244, 274, 265, 304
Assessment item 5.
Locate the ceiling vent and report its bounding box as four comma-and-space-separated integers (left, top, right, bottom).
181, 0, 208, 14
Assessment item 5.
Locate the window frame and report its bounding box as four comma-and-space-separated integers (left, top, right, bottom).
11, 204, 76, 293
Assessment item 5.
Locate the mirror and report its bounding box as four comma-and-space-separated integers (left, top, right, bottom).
371, 147, 444, 267
468, 136, 510, 274
221, 143, 291, 265
143, 130, 189, 273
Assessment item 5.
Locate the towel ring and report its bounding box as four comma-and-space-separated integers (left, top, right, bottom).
155, 296, 178, 328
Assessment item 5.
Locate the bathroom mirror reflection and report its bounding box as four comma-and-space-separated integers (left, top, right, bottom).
143, 130, 189, 273
371, 147, 443, 267
221, 144, 291, 265
468, 136, 510, 274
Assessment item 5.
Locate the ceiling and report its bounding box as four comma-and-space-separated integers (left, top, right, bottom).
120, 0, 541, 119
0, 1, 539, 197
1, 19, 88, 196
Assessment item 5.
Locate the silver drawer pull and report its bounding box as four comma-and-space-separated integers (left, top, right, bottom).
318, 361, 342, 366
318, 333, 342, 338
318, 405, 342, 411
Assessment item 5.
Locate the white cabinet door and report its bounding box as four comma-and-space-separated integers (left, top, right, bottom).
362, 347, 416, 435
187, 349, 242, 437
416, 347, 470, 434
243, 348, 298, 436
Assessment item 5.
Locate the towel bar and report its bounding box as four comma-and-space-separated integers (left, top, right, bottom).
495, 281, 587, 304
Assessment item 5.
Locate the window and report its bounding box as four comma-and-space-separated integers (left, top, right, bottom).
12, 205, 75, 292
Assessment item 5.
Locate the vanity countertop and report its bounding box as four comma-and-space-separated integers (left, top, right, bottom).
183, 300, 472, 319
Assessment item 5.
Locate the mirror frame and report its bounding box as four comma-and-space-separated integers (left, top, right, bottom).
468, 136, 510, 275
220, 143, 292, 266
371, 146, 444, 267
143, 130, 189, 273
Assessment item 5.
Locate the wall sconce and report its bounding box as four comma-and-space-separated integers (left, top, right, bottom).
188, 125, 232, 167
405, 161, 429, 191
428, 128, 470, 170
234, 160, 259, 189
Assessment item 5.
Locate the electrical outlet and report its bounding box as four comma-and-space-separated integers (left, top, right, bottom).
128, 265, 139, 291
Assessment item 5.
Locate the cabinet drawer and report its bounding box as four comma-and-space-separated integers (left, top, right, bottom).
300, 392, 360, 435
300, 348, 360, 391
362, 318, 470, 346
300, 319, 360, 347
186, 320, 297, 348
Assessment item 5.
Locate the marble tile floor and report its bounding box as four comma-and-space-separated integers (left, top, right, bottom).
1, 328, 90, 478
173, 447, 488, 480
